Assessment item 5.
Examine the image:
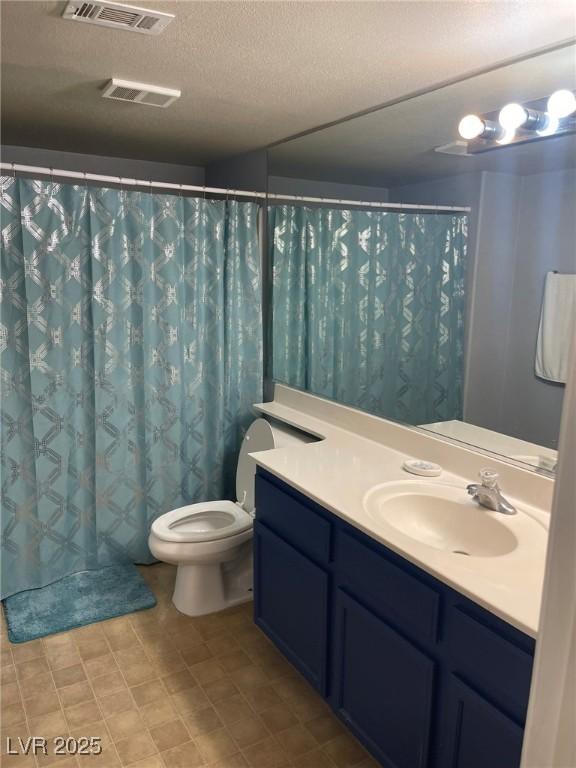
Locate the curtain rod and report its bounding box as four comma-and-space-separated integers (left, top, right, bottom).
0, 163, 471, 213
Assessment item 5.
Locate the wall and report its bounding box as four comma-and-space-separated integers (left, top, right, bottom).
1, 145, 205, 185
499, 168, 576, 448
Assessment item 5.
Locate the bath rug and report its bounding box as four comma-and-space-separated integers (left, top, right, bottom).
3, 564, 157, 643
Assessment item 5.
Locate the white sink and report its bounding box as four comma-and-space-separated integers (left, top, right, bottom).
363, 481, 519, 557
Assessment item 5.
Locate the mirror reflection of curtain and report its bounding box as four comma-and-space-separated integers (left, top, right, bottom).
270, 205, 467, 424
0, 177, 262, 598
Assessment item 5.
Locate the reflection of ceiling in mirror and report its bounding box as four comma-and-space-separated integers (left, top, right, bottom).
269, 45, 576, 186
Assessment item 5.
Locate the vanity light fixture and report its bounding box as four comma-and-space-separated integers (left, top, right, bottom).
547, 89, 576, 119
498, 102, 548, 132
456, 89, 576, 153
458, 114, 502, 140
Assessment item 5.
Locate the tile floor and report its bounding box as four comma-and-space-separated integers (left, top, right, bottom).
1, 564, 378, 768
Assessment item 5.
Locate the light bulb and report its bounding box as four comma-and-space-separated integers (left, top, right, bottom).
538, 115, 560, 137
458, 114, 485, 140
547, 89, 576, 119
499, 103, 528, 131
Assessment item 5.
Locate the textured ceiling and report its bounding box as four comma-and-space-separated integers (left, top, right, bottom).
270, 44, 576, 186
1, 1, 576, 166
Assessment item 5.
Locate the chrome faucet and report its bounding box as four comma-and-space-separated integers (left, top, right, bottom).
467, 470, 517, 515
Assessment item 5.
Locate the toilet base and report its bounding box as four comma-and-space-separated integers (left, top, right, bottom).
172, 551, 253, 616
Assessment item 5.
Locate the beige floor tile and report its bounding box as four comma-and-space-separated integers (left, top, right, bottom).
241, 736, 291, 768
304, 714, 345, 745
189, 659, 226, 686
46, 647, 84, 671
210, 753, 249, 768
16, 656, 50, 680
104, 626, 140, 652
35, 751, 79, 768
146, 652, 186, 678
322, 733, 368, 768
161, 669, 196, 695
10, 639, 45, 664
229, 665, 270, 692
18, 670, 56, 699
1, 664, 17, 684
124, 757, 164, 768
59, 681, 95, 709
119, 662, 157, 688
130, 680, 166, 708
91, 670, 127, 699
106, 707, 146, 742
42, 634, 76, 654
1, 681, 21, 705
180, 643, 212, 667
1, 701, 26, 727
139, 696, 177, 728
169, 628, 204, 652
1, 750, 37, 768
206, 634, 241, 657
227, 713, 270, 749
275, 725, 316, 758
218, 651, 252, 674
84, 654, 119, 680
203, 677, 240, 704
65, 699, 103, 729
183, 705, 223, 737
28, 708, 69, 738
53, 663, 87, 689
23, 691, 61, 718
194, 727, 237, 764
149, 717, 189, 753
259, 704, 298, 735
115, 731, 157, 766
243, 686, 283, 714
76, 638, 110, 662
159, 741, 204, 768
292, 748, 335, 768
213, 693, 251, 727
169, 685, 210, 715
98, 690, 134, 718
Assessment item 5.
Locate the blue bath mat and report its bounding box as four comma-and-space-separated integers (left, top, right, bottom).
3, 564, 157, 643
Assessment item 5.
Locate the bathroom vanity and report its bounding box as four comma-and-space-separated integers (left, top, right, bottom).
250, 386, 551, 768
254, 469, 534, 768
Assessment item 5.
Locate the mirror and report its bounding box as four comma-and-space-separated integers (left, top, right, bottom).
267, 44, 576, 474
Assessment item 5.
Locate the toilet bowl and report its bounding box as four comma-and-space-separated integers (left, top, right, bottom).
148, 418, 312, 616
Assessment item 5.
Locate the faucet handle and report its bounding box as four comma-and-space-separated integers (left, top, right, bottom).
479, 469, 499, 488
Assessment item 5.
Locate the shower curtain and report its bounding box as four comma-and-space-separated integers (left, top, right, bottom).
270, 205, 467, 424
0, 177, 262, 599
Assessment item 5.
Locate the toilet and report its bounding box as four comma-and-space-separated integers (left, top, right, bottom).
148, 418, 312, 616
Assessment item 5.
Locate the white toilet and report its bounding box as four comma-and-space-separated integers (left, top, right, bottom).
148, 418, 311, 616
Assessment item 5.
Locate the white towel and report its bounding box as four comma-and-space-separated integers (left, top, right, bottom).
535, 272, 576, 384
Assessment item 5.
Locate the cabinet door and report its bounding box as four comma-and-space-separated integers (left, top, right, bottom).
333, 590, 435, 768
253, 522, 329, 693
443, 675, 524, 768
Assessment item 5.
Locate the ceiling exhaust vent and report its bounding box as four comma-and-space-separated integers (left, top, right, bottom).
63, 2, 174, 35
102, 78, 181, 108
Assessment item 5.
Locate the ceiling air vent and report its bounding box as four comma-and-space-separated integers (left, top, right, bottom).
62, 2, 174, 35
102, 78, 181, 108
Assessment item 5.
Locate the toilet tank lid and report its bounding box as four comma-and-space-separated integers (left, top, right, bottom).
236, 419, 276, 514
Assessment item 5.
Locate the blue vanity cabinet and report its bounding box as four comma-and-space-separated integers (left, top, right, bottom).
332, 589, 436, 768
253, 469, 534, 768
442, 675, 524, 768
253, 519, 330, 694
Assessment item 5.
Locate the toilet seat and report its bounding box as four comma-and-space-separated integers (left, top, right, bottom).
151, 500, 252, 544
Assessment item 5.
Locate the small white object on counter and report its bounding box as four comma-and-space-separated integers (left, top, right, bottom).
403, 459, 443, 477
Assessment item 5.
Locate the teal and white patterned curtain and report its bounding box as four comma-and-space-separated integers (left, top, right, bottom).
270, 205, 467, 424
1, 177, 262, 598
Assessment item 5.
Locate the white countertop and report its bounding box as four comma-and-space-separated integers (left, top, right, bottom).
251, 397, 549, 638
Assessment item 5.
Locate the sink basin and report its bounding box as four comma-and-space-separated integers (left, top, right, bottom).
363, 482, 518, 557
